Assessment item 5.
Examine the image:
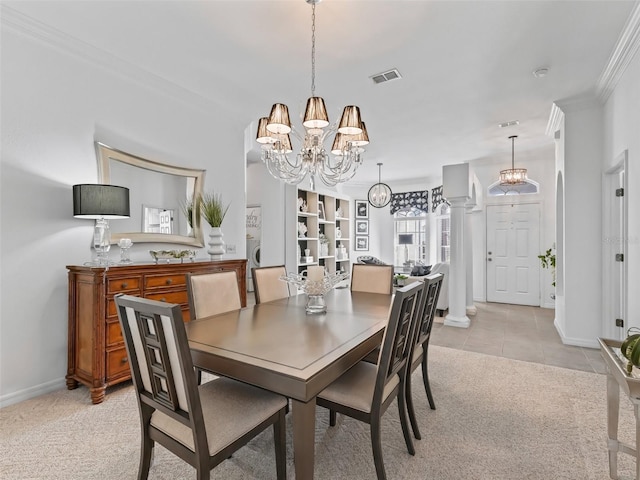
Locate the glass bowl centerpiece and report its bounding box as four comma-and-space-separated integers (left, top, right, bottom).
280, 268, 350, 314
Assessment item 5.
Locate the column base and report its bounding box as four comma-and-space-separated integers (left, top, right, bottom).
444, 314, 471, 328
466, 305, 477, 316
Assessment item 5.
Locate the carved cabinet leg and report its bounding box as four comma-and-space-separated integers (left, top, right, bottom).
90, 386, 106, 404
66, 376, 79, 390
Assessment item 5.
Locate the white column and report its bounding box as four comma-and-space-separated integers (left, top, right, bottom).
465, 201, 477, 316
442, 163, 470, 328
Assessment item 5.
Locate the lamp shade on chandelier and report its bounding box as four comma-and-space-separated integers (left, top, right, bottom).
499, 135, 527, 186
255, 0, 369, 190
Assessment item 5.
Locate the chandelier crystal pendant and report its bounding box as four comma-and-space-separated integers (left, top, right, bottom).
255, 0, 369, 190
368, 162, 392, 208
499, 135, 527, 185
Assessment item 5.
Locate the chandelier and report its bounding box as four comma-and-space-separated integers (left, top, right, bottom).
499, 135, 527, 185
255, 0, 369, 190
368, 163, 392, 208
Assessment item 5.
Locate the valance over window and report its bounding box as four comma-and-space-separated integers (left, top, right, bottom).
431, 185, 447, 211
389, 190, 428, 214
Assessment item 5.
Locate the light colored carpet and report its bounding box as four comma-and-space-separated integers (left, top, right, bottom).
1, 346, 636, 479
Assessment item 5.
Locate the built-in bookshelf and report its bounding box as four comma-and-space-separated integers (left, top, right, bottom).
287, 187, 351, 279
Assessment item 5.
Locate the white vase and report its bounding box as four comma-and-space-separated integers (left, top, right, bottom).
208, 227, 225, 260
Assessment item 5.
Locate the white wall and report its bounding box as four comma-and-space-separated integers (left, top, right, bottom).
0, 25, 246, 405
603, 48, 640, 331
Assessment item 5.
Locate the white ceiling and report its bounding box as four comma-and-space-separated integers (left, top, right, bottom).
5, 0, 636, 185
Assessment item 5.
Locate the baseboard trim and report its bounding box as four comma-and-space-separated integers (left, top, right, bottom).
0, 377, 65, 409
553, 318, 599, 349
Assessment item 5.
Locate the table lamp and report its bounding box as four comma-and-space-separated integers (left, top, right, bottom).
73, 184, 130, 265
398, 233, 413, 266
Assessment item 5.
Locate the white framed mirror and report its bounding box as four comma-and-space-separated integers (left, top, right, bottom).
96, 142, 206, 247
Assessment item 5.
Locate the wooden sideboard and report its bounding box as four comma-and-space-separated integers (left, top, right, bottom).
66, 259, 247, 404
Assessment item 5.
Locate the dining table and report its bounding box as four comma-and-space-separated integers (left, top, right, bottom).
185, 288, 393, 480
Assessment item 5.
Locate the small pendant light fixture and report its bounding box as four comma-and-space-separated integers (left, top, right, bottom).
368, 163, 392, 208
499, 135, 528, 186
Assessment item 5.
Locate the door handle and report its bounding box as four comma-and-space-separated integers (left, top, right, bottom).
487, 258, 492, 261
487, 251, 492, 255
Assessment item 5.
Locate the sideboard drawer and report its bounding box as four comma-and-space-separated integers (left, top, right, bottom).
144, 290, 188, 305
107, 276, 142, 294
106, 347, 130, 379
106, 320, 123, 346
145, 274, 187, 290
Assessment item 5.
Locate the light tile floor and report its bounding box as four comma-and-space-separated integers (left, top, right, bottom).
431, 302, 607, 374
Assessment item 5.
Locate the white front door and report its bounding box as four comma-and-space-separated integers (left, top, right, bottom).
486, 203, 540, 306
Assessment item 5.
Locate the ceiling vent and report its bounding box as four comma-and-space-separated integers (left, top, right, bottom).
370, 68, 402, 85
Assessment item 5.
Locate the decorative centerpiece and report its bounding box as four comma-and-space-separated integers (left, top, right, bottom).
149, 249, 196, 264
281, 266, 350, 314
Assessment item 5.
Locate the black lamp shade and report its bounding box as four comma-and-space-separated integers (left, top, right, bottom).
398, 234, 413, 245
73, 184, 130, 219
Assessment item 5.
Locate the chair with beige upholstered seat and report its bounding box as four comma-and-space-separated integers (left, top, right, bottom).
316, 281, 424, 480
350, 264, 394, 295
405, 272, 443, 440
186, 270, 242, 320
252, 265, 290, 304
186, 270, 242, 383
114, 294, 287, 480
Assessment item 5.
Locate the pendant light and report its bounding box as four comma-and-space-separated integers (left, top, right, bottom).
368, 163, 392, 208
499, 135, 527, 186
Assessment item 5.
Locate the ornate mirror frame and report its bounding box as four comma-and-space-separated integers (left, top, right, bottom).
96, 142, 206, 247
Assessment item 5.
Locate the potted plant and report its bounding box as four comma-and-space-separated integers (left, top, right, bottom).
201, 192, 230, 260
538, 247, 556, 297
394, 274, 408, 287
180, 194, 201, 233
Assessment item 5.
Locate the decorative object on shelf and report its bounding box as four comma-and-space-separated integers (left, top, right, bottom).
118, 238, 133, 264
319, 233, 330, 257
73, 184, 130, 266
390, 190, 428, 214
355, 236, 369, 251
297, 222, 308, 237
336, 244, 348, 261
318, 201, 326, 220
281, 269, 350, 314
355, 200, 368, 219
335, 227, 342, 239
368, 163, 392, 208
149, 249, 196, 264
297, 197, 308, 212
538, 246, 557, 288
254, 0, 369, 190
201, 191, 230, 260
336, 206, 343, 218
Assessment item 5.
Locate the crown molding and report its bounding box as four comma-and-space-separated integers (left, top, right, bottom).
596, 1, 640, 102
0, 5, 232, 118
546, 103, 564, 137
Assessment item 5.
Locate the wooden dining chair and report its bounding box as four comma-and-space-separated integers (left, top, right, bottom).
316, 282, 424, 480
186, 270, 242, 383
114, 294, 287, 480
405, 273, 444, 440
350, 264, 394, 294
252, 265, 290, 304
